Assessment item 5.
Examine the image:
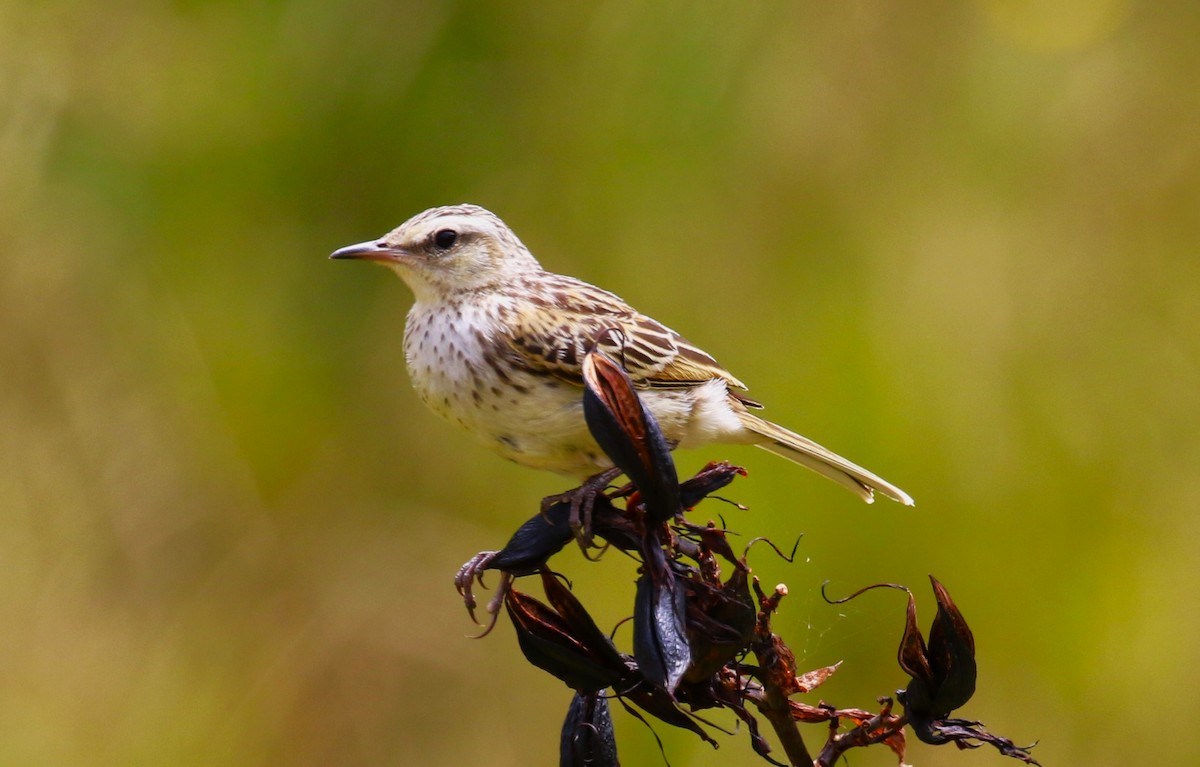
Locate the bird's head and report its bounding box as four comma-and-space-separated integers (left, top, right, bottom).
330, 204, 541, 301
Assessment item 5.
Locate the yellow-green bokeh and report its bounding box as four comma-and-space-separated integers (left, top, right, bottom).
2, 1, 1197, 764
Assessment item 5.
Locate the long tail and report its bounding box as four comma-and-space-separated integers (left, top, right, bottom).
738, 411, 914, 506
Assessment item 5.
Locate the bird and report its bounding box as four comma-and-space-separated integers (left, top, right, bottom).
331, 204, 913, 506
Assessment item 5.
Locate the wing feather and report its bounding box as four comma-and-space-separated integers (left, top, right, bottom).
500, 274, 747, 391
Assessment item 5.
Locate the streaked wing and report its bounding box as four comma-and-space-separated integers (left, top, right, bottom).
501, 274, 748, 391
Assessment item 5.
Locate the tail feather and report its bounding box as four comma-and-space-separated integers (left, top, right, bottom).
738, 412, 914, 506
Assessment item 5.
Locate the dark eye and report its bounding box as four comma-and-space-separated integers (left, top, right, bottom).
433, 228, 458, 250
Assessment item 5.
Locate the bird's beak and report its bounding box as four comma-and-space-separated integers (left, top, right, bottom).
329, 240, 405, 263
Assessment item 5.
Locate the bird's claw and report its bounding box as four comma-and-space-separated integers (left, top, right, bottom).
455, 550, 511, 636
541, 467, 622, 557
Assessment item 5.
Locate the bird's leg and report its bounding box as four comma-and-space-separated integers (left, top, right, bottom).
541, 467, 622, 555
455, 550, 511, 636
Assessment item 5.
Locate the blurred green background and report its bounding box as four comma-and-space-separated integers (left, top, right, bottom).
2, 1, 1197, 764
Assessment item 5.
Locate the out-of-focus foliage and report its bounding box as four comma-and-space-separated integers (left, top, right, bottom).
1, 1, 1196, 765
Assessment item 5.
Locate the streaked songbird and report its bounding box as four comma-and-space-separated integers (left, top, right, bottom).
332, 204, 912, 506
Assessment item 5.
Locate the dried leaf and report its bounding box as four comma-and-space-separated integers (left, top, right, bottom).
560, 692, 619, 767
488, 500, 577, 574
633, 569, 692, 694
793, 661, 841, 694
623, 682, 718, 748
582, 351, 680, 523
540, 570, 628, 672
681, 574, 756, 683
678, 461, 746, 510
506, 588, 623, 693
926, 575, 977, 716
896, 586, 934, 709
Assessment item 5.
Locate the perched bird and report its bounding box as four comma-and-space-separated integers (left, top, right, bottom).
331, 204, 912, 506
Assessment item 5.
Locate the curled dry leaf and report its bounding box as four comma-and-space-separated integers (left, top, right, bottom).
560, 692, 618, 767
581, 351, 679, 523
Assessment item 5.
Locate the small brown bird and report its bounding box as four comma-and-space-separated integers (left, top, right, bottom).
332, 204, 912, 506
